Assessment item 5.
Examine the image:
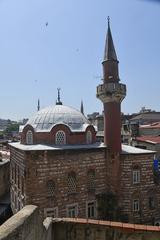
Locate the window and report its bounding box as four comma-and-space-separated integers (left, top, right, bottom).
86, 131, 92, 144
44, 207, 58, 218
26, 130, 33, 145
55, 130, 66, 145
67, 204, 78, 217
133, 199, 140, 212
149, 196, 155, 209
133, 170, 140, 184
46, 180, 55, 197
68, 172, 77, 194
87, 169, 95, 192
86, 201, 96, 218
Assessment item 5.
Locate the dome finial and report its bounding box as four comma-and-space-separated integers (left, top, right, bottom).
37, 98, 40, 111
56, 88, 62, 105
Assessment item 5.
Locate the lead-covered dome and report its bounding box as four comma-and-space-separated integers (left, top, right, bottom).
25, 104, 91, 132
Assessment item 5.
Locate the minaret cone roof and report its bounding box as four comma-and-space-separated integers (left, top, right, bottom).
103, 17, 118, 62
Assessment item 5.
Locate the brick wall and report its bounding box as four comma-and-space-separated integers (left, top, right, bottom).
0, 160, 10, 198
10, 147, 26, 214
10, 146, 107, 218
21, 124, 96, 145
119, 153, 160, 224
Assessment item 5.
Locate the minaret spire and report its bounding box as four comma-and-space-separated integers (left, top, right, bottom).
104, 16, 118, 62
97, 19, 126, 153
56, 88, 62, 105
37, 99, 40, 111
103, 17, 119, 82
80, 100, 84, 115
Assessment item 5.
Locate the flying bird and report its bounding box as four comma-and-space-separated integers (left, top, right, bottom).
46, 22, 48, 27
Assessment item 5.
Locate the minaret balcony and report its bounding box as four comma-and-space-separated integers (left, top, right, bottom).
96, 82, 126, 103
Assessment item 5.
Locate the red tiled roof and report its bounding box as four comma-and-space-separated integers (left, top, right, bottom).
136, 136, 160, 144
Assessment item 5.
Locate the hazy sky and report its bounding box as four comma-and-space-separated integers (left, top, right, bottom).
0, 0, 160, 120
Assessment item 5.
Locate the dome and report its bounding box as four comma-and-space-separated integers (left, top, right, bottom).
25, 105, 92, 132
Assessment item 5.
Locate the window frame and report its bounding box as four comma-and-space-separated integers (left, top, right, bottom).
44, 207, 58, 218
86, 200, 97, 219
66, 203, 78, 218
55, 130, 66, 145
86, 130, 92, 144
87, 169, 95, 192
133, 199, 140, 212
46, 180, 55, 197
26, 130, 33, 145
67, 172, 77, 194
132, 169, 140, 184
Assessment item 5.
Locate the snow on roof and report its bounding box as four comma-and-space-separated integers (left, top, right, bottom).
9, 142, 155, 155
121, 144, 155, 154
9, 142, 106, 151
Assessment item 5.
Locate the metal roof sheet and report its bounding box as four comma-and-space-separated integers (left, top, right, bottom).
22, 105, 93, 133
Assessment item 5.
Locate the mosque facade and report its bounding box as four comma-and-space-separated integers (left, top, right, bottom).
9, 20, 160, 224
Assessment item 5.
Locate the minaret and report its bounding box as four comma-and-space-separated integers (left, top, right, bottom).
97, 17, 126, 154
80, 100, 84, 115
37, 99, 40, 111
56, 88, 63, 105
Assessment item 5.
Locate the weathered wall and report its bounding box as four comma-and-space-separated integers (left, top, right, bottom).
0, 205, 52, 240
0, 160, 10, 198
1, 205, 160, 240
119, 153, 160, 224
25, 147, 107, 218
10, 146, 107, 219
53, 218, 160, 240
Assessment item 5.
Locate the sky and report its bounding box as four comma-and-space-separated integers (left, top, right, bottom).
0, 0, 160, 120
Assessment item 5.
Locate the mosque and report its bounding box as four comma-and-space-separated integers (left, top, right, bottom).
9, 19, 160, 224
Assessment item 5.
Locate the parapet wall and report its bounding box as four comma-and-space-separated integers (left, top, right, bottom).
0, 205, 52, 240
53, 218, 160, 240
0, 205, 160, 240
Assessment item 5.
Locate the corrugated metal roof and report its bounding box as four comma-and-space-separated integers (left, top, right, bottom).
23, 105, 93, 133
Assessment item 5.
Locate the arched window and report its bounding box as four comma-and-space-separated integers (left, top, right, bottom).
132, 165, 140, 184
55, 130, 66, 145
87, 169, 95, 192
46, 180, 55, 197
68, 172, 77, 193
26, 130, 33, 145
86, 130, 92, 144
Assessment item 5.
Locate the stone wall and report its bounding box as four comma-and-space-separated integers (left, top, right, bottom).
1, 205, 160, 240
10, 146, 107, 219
0, 160, 10, 198
0, 205, 52, 240
119, 153, 160, 224
53, 218, 160, 240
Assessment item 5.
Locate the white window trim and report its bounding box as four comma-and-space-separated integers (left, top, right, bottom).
86, 200, 97, 219
86, 130, 92, 144
133, 199, 140, 212
66, 203, 78, 218
26, 130, 33, 145
44, 207, 58, 218
133, 170, 140, 184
